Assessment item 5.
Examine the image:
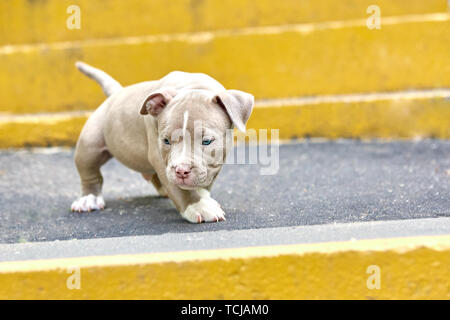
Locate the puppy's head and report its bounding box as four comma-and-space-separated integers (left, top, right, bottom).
140, 88, 254, 190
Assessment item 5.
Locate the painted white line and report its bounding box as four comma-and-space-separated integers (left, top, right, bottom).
0, 111, 92, 124
254, 89, 450, 108
1, 89, 449, 123
0, 12, 448, 55
0, 217, 449, 262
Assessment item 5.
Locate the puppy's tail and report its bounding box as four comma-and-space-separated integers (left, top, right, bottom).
75, 61, 123, 97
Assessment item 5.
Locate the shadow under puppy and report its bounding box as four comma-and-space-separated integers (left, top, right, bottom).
71, 62, 254, 223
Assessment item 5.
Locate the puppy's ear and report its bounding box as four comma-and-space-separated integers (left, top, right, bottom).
212, 90, 254, 132
140, 88, 177, 116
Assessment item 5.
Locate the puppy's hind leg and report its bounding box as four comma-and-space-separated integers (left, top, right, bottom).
71, 106, 112, 212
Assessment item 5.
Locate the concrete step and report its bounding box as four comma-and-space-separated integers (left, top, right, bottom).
1, 16, 449, 114
0, 234, 448, 299
0, 140, 449, 299
2, 217, 450, 262
1, 0, 446, 45
1, 90, 449, 148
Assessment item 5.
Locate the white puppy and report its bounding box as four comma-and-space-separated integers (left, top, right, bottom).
71, 62, 254, 223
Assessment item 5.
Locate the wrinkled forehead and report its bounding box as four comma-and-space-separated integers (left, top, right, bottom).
158, 90, 231, 135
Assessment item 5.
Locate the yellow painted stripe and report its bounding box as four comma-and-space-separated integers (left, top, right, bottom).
0, 235, 449, 299
0, 93, 449, 148
246, 96, 450, 140
0, 116, 87, 148
1, 18, 449, 114
0, 0, 446, 45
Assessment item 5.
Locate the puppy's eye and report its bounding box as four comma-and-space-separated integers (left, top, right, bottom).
202, 138, 214, 146
163, 138, 171, 145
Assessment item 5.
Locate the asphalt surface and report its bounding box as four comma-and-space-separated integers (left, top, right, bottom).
0, 139, 449, 244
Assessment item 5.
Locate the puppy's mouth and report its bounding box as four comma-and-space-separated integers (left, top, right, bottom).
174, 176, 196, 190
168, 173, 208, 190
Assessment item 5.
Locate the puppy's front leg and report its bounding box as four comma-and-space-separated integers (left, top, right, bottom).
180, 188, 226, 223
153, 169, 225, 223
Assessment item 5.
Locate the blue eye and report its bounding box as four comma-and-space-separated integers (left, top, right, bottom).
202, 138, 213, 146
163, 138, 171, 145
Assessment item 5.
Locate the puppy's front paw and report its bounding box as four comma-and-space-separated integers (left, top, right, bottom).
71, 194, 105, 213
181, 198, 226, 223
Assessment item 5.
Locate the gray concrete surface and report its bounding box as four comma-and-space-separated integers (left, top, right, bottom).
1, 217, 449, 262
0, 139, 449, 245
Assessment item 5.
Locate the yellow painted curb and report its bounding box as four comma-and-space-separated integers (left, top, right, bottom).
0, 115, 87, 148
0, 235, 449, 299
1, 94, 449, 148
0, 0, 446, 45
1, 18, 449, 114
245, 95, 450, 140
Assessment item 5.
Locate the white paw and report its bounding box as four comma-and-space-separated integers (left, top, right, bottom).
71, 194, 105, 213
181, 197, 226, 223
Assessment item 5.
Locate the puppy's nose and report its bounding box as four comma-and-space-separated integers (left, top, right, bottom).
175, 164, 192, 179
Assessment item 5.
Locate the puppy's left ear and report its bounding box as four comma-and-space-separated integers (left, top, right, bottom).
212, 90, 254, 132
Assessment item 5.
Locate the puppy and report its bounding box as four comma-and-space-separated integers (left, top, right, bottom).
71, 62, 254, 223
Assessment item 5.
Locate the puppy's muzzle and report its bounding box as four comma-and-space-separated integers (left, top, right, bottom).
175, 164, 192, 179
